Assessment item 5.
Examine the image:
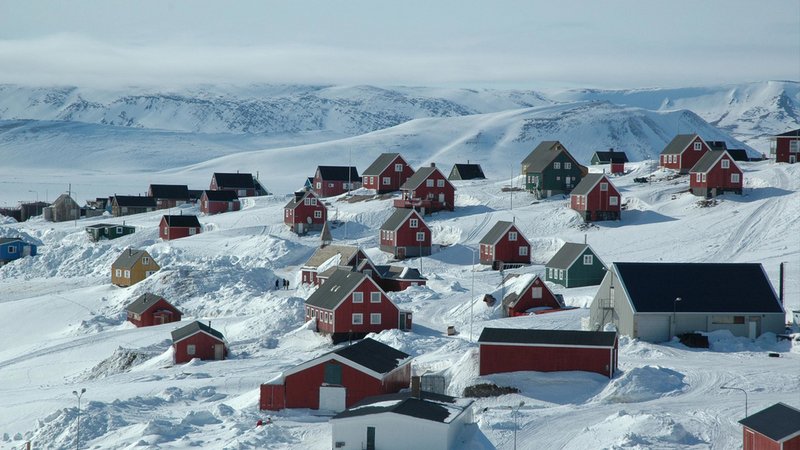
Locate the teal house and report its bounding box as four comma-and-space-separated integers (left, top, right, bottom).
545, 242, 606, 288
521, 141, 588, 199
85, 223, 136, 242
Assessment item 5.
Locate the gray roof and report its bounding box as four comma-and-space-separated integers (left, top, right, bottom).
171, 321, 224, 342
363, 153, 402, 176
333, 391, 469, 423
660, 134, 698, 155
112, 249, 150, 269
480, 221, 514, 245
521, 140, 589, 174
570, 173, 612, 196
690, 150, 727, 173
739, 403, 800, 442
303, 245, 362, 269
614, 262, 784, 313
478, 327, 617, 347
380, 208, 419, 231
126, 293, 179, 315
305, 269, 370, 310
400, 166, 452, 191
52, 193, 79, 207
320, 221, 332, 244
546, 243, 592, 269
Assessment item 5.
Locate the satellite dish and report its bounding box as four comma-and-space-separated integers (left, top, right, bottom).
307, 217, 312, 224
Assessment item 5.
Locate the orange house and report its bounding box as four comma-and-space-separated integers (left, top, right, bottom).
111, 248, 160, 287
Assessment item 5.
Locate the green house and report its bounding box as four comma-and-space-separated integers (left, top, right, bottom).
545, 242, 606, 288
85, 223, 136, 242
521, 141, 588, 198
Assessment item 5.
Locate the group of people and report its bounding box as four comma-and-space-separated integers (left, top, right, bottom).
275, 278, 290, 290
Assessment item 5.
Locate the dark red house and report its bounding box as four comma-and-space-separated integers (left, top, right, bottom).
126, 293, 182, 327
260, 338, 411, 411
171, 321, 227, 364
159, 215, 202, 240
770, 129, 800, 164
148, 184, 190, 209
739, 403, 800, 450
570, 173, 621, 221
304, 269, 412, 343
659, 134, 712, 173
394, 163, 455, 214
284, 190, 327, 235
210, 172, 267, 197
479, 221, 531, 269
500, 274, 562, 316
362, 153, 415, 193
689, 150, 743, 197
478, 328, 618, 378
379, 208, 431, 259
200, 190, 241, 214
313, 166, 361, 197
300, 244, 368, 286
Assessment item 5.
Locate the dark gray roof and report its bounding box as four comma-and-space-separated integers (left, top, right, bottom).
363, 153, 402, 176
739, 403, 800, 442
171, 321, 224, 342
400, 166, 452, 190
521, 141, 561, 172
149, 184, 189, 199
380, 209, 418, 231
660, 134, 698, 155
375, 265, 427, 281
161, 215, 201, 228
570, 173, 613, 196
614, 262, 783, 313
317, 166, 361, 182
303, 245, 362, 269
776, 129, 800, 137
201, 190, 239, 201
547, 243, 591, 269
690, 150, 727, 173
449, 163, 486, 180
320, 221, 332, 244
478, 327, 617, 347
213, 173, 255, 189
332, 338, 410, 374
284, 190, 315, 209
305, 269, 369, 310
726, 149, 750, 161
113, 195, 157, 208
480, 221, 514, 245
112, 249, 150, 269
52, 194, 79, 207
706, 141, 727, 151
0, 237, 23, 245
593, 151, 629, 163
333, 391, 465, 423
126, 293, 178, 315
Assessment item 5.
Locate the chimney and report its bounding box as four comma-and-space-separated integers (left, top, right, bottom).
411, 376, 421, 398
430, 162, 436, 168
609, 147, 614, 153
128, 248, 132, 256
779, 262, 785, 306
584, 234, 587, 245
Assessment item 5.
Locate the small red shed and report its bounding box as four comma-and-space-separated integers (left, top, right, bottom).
379, 208, 431, 259
200, 190, 241, 214
738, 403, 800, 450
570, 173, 621, 222
689, 150, 743, 197
260, 338, 411, 411
159, 215, 202, 241
500, 274, 562, 316
394, 163, 455, 214
362, 153, 415, 193
659, 134, 712, 174
284, 190, 327, 235
479, 221, 531, 269
126, 293, 182, 327
478, 327, 618, 378
171, 321, 227, 364
770, 129, 800, 164
313, 166, 362, 197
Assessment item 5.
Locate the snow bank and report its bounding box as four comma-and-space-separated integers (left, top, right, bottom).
563, 410, 707, 450
599, 366, 687, 403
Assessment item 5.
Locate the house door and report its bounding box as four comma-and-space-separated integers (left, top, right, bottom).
438, 193, 445, 204
297, 223, 304, 234
319, 386, 346, 412
397, 247, 405, 259
214, 344, 224, 360
790, 155, 797, 164
22, 246, 31, 256
366, 426, 376, 450
399, 312, 407, 330
748, 317, 761, 339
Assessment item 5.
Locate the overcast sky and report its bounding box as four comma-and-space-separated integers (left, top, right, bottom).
0, 0, 797, 89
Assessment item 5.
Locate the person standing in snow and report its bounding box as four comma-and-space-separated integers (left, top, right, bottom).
275, 279, 280, 290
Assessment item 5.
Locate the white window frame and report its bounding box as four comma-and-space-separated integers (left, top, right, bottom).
316, 182, 322, 189
694, 142, 702, 151
564, 162, 572, 169
116, 226, 123, 234
696, 173, 702, 182
583, 255, 593, 265
352, 292, 363, 303
395, 163, 404, 172
187, 344, 196, 355
124, 270, 130, 278
370, 313, 382, 325
416, 232, 425, 242
790, 141, 800, 153
314, 210, 322, 218
370, 292, 381, 303
559, 270, 564, 280
609, 196, 618, 206
531, 287, 543, 298
553, 162, 561, 169
115, 269, 122, 277
383, 177, 391, 185
189, 228, 196, 235
702, 173, 707, 182
519, 246, 528, 256
142, 257, 150, 266
731, 173, 740, 183
600, 182, 608, 191
721, 159, 730, 169
508, 231, 517, 241
8, 246, 16, 254
437, 179, 445, 187
426, 179, 434, 187
409, 218, 418, 228
352, 313, 363, 325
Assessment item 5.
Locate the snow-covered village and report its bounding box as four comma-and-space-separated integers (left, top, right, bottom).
1, 2, 799, 450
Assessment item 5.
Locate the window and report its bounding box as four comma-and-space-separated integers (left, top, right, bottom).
559, 270, 564, 280
556, 176, 561, 181
8, 246, 16, 254
721, 159, 730, 169
395, 163, 404, 172
564, 162, 572, 170
409, 218, 418, 228
519, 246, 528, 256
790, 141, 800, 153
370, 292, 381, 303
583, 255, 593, 265
370, 313, 382, 324
694, 142, 702, 151
142, 257, 150, 266
352, 292, 363, 303
696, 173, 702, 182
609, 196, 618, 206
712, 315, 745, 324
316, 182, 322, 189
116, 227, 123, 234
426, 179, 434, 187
553, 162, 561, 169
328, 183, 334, 188
600, 183, 608, 191
312, 309, 317, 318
314, 210, 322, 218
731, 173, 740, 183
162, 228, 168, 236
115, 269, 121, 277
531, 287, 542, 298
701, 173, 707, 182
437, 179, 444, 187
187, 345, 196, 355
189, 228, 196, 235
416, 232, 425, 242
547, 268, 552, 278
124, 270, 130, 278
352, 313, 363, 325
508, 231, 517, 241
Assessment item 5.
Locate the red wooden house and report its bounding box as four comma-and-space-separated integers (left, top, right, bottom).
362, 153, 415, 194
478, 328, 618, 378
500, 274, 562, 316
300, 244, 368, 286
210, 172, 266, 197
200, 190, 241, 214
659, 134, 712, 174
126, 293, 182, 327
769, 129, 800, 164
394, 163, 455, 214
171, 321, 227, 364
738, 403, 800, 450
570, 173, 621, 222
284, 190, 327, 235
479, 221, 531, 269
260, 338, 411, 412
304, 269, 412, 343
148, 184, 190, 209
379, 208, 431, 259
313, 166, 361, 197
689, 150, 743, 197
160, 215, 202, 240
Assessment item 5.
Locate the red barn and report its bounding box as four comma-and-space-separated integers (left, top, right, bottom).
313, 166, 361, 197
126, 293, 182, 327
478, 328, 618, 378
570, 173, 621, 221
260, 338, 411, 412
379, 208, 431, 259
769, 129, 800, 164
300, 244, 369, 286
159, 215, 202, 241
479, 221, 531, 269
394, 163, 455, 214
659, 134, 713, 174
284, 190, 327, 235
171, 321, 227, 364
689, 150, 743, 197
304, 269, 412, 343
362, 153, 415, 193
738, 403, 800, 450
500, 274, 563, 316
200, 190, 241, 214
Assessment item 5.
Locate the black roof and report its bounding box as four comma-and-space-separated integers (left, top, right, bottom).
332, 338, 410, 374
363, 153, 403, 176
126, 293, 179, 315
478, 327, 617, 347
726, 149, 750, 161
333, 391, 466, 423
593, 151, 629, 163
317, 166, 361, 182
161, 215, 201, 228
776, 129, 800, 137
85, 223, 134, 230
149, 184, 189, 199
449, 163, 486, 180
202, 190, 239, 201
739, 403, 800, 442
614, 262, 783, 313
305, 269, 370, 310
113, 195, 157, 207
213, 172, 255, 189
171, 321, 224, 342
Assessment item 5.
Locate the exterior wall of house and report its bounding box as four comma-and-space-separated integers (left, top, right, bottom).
381, 214, 432, 259
480, 227, 531, 267
589, 272, 636, 336
660, 136, 710, 173
479, 342, 617, 378
610, 162, 625, 174
331, 412, 455, 450
507, 278, 560, 316
626, 311, 786, 343
127, 299, 182, 327
174, 333, 227, 363
690, 155, 743, 197
328, 279, 400, 336
571, 179, 621, 221
398, 170, 455, 213
200, 197, 241, 214
285, 194, 327, 234
210, 176, 257, 196
742, 428, 781, 450
112, 254, 159, 287
546, 249, 605, 288
160, 223, 202, 241
786, 434, 800, 450
773, 136, 800, 163
363, 157, 415, 193
525, 152, 585, 197
112, 204, 155, 217
0, 241, 37, 262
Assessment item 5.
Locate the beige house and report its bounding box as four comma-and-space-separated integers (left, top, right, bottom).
111, 249, 160, 287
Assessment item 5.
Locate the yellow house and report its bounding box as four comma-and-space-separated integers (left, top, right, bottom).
111, 248, 160, 287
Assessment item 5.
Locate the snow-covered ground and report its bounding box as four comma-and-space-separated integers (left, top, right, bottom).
1, 156, 798, 449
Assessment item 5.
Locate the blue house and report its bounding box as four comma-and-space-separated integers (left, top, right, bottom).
0, 238, 37, 266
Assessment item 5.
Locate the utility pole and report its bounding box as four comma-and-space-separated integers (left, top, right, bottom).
73, 388, 86, 450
